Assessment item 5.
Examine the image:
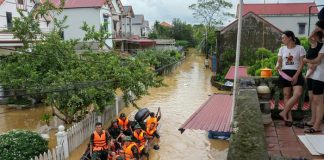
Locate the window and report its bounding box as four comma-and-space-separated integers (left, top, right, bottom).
298, 23, 306, 35
17, 0, 24, 5
102, 15, 109, 32
6, 12, 12, 30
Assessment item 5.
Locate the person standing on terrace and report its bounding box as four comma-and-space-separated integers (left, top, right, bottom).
275, 30, 306, 127
303, 20, 324, 133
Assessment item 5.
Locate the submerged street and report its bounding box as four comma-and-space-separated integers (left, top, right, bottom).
69, 51, 229, 159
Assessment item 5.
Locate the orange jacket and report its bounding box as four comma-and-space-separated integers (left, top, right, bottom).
123, 143, 137, 160
133, 130, 146, 145
146, 127, 156, 136
146, 117, 158, 128
93, 130, 108, 151
117, 118, 129, 130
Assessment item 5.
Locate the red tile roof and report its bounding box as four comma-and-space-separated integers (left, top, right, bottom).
50, 0, 107, 8
160, 22, 172, 28
225, 66, 249, 80
0, 0, 5, 5
179, 94, 232, 133
240, 2, 318, 16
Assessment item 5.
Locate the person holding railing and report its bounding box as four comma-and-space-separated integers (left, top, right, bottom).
303, 20, 324, 133
275, 30, 306, 127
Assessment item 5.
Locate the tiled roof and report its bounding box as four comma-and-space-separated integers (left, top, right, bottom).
179, 94, 232, 133
50, 0, 106, 8
221, 12, 282, 34
160, 21, 172, 28
0, 0, 5, 5
225, 66, 249, 80
240, 2, 318, 16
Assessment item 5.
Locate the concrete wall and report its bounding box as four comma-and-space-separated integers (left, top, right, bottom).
262, 14, 318, 37
0, 0, 49, 32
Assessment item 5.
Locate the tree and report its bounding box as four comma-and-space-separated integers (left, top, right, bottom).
0, 130, 48, 160
0, 1, 164, 124
189, 0, 233, 54
170, 18, 195, 47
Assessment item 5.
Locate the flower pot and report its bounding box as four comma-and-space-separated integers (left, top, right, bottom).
260, 68, 272, 78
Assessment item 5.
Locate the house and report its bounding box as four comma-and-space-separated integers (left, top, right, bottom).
0, 0, 51, 53
121, 5, 135, 38
50, 0, 125, 50
239, 2, 319, 37
217, 12, 282, 73
131, 14, 150, 38
160, 21, 172, 28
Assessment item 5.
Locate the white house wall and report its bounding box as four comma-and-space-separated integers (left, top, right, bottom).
131, 24, 142, 37
99, 5, 113, 48
0, 0, 49, 32
262, 15, 318, 37
55, 8, 100, 40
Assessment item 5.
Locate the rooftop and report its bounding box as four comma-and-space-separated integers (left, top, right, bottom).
239, 2, 318, 16
225, 66, 249, 80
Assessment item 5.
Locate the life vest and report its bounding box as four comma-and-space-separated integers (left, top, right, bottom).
146, 127, 156, 136
93, 130, 108, 151
123, 142, 137, 160
146, 117, 158, 128
133, 130, 146, 145
117, 118, 129, 130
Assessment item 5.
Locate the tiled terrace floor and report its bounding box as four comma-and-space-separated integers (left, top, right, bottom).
265, 120, 324, 159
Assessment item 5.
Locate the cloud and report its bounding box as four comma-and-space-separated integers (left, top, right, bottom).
121, 0, 323, 26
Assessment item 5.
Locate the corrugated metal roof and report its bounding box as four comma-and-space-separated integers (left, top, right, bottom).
241, 2, 318, 16
179, 94, 232, 133
225, 66, 249, 80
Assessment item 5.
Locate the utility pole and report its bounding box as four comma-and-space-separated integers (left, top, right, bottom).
205, 24, 208, 59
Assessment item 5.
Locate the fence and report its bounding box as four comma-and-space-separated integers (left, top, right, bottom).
32, 96, 125, 160
155, 57, 184, 75
32, 140, 65, 160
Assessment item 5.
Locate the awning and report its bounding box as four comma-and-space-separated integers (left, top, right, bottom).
179, 94, 233, 133
225, 66, 249, 80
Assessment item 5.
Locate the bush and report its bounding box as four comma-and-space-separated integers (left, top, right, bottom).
0, 130, 48, 160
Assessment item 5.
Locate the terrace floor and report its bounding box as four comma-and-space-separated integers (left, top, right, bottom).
265, 120, 324, 159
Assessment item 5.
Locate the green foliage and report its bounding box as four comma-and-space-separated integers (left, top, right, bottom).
0, 2, 163, 124
136, 49, 181, 69
247, 48, 278, 76
40, 113, 52, 125
149, 21, 171, 39
299, 37, 310, 50
81, 22, 111, 49
7, 97, 31, 105
0, 130, 48, 160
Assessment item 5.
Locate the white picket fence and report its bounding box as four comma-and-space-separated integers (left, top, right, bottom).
32, 96, 126, 160
32, 143, 65, 160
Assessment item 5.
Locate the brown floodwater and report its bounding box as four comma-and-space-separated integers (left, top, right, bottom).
0, 50, 229, 159
70, 51, 229, 160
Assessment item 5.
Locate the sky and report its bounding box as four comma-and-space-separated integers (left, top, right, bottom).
120, 0, 323, 26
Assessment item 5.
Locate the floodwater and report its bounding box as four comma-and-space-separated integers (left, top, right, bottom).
0, 50, 229, 159
71, 50, 229, 160
0, 105, 57, 147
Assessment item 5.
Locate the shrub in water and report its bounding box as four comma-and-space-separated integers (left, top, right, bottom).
0, 130, 48, 160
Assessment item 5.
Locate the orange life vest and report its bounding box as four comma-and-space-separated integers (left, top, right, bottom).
146, 127, 156, 136
117, 118, 129, 130
133, 130, 146, 145
123, 142, 137, 160
146, 117, 158, 128
93, 130, 108, 151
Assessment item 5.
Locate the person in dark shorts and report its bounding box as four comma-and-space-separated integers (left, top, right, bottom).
275, 30, 306, 127
303, 20, 324, 133
305, 30, 323, 78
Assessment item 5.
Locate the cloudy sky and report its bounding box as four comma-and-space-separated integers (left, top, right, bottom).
120, 0, 323, 26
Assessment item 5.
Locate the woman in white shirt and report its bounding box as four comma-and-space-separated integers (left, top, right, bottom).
275, 30, 306, 127
303, 20, 324, 133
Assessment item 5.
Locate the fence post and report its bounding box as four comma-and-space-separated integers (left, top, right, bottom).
56, 125, 69, 159
115, 96, 119, 116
